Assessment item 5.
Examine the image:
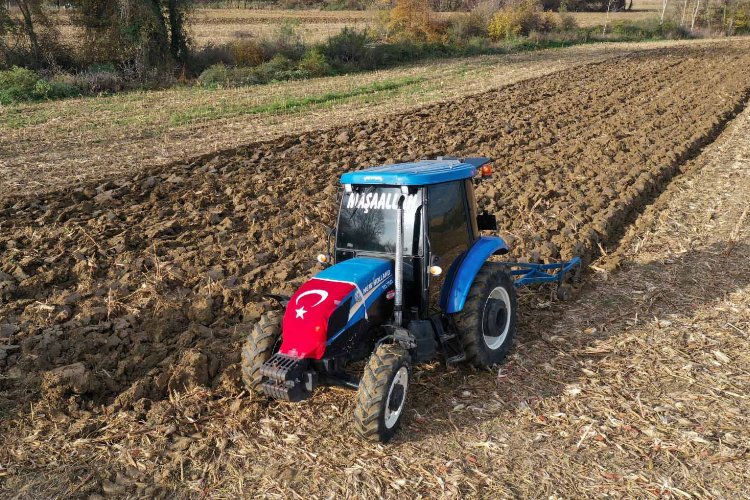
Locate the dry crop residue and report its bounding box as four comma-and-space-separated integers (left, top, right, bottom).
1, 46, 749, 415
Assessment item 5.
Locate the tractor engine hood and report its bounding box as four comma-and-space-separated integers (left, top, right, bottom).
279, 257, 394, 360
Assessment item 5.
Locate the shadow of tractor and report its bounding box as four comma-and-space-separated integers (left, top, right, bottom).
398, 240, 750, 443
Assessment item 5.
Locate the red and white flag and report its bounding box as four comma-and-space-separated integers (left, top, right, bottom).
279, 278, 356, 359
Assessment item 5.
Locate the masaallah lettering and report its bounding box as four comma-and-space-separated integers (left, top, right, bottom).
346, 192, 421, 213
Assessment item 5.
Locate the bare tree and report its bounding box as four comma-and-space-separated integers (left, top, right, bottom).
2, 0, 59, 66
690, 0, 701, 29
660, 0, 669, 24
16, 0, 42, 61
603, 0, 616, 33
681, 0, 689, 25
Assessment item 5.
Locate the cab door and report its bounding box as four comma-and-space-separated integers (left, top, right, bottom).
426, 181, 473, 313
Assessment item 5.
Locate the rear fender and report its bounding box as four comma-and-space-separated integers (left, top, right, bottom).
440, 236, 509, 314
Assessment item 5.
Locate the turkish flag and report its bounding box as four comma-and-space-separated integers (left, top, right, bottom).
279, 278, 356, 359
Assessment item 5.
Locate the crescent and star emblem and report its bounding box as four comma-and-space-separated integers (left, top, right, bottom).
295, 289, 328, 319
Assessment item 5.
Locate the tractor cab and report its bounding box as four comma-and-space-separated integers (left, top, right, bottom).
334, 157, 501, 322
240, 157, 581, 443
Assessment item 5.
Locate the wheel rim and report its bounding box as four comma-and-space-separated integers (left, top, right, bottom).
384, 366, 408, 429
482, 286, 511, 350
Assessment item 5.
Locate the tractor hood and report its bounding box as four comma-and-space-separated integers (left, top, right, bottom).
279, 257, 394, 359
315, 257, 394, 295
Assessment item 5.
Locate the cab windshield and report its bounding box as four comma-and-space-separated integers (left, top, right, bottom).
336, 186, 422, 256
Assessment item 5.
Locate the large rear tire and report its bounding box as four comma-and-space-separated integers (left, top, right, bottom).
454, 263, 517, 368
240, 311, 283, 394
353, 344, 411, 443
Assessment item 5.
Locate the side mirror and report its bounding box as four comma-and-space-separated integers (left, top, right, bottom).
477, 211, 497, 231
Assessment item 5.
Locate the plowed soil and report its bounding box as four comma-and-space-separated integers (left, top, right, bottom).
1, 43, 750, 496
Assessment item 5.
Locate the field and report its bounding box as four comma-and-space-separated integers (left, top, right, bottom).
0, 38, 728, 198
51, 1, 663, 48
190, 8, 374, 45
1, 39, 749, 497
187, 3, 664, 45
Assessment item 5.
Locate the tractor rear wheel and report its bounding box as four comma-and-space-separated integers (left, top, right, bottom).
240, 310, 283, 394
353, 344, 411, 443
454, 263, 517, 368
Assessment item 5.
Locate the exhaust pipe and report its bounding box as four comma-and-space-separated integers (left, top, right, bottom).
394, 194, 405, 327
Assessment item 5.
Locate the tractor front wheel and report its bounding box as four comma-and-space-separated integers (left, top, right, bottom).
240, 310, 283, 394
353, 344, 411, 443
454, 263, 517, 368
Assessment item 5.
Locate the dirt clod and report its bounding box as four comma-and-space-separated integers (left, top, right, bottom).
41, 362, 98, 398
167, 349, 209, 393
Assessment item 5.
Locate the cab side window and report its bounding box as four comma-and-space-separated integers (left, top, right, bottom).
427, 181, 471, 267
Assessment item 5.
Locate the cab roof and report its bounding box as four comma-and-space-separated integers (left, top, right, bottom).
340, 157, 491, 186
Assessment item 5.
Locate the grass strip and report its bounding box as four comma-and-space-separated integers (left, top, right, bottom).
168, 76, 425, 126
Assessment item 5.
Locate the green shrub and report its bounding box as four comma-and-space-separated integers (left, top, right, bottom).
0, 66, 79, 104
488, 9, 522, 39
322, 0, 368, 10
322, 28, 372, 67
609, 19, 691, 39
197, 63, 231, 87
198, 64, 258, 87
0, 67, 39, 103
32, 79, 79, 100
264, 21, 306, 61
558, 13, 578, 31
198, 55, 309, 88
298, 49, 332, 77
253, 54, 296, 81
611, 19, 658, 37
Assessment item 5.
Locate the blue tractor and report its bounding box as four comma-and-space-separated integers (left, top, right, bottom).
241, 158, 580, 442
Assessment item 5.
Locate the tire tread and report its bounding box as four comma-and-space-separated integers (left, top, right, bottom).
454, 263, 517, 368
240, 311, 283, 393
353, 345, 410, 442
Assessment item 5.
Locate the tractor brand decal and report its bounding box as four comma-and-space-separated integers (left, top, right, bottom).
362, 269, 392, 296
347, 269, 394, 321
346, 192, 420, 214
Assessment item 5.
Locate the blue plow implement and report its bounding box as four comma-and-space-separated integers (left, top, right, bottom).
505, 257, 582, 287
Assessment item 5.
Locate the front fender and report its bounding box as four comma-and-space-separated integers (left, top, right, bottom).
440, 236, 509, 314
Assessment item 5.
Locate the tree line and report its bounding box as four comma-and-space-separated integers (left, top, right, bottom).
1, 0, 748, 81
1, 0, 191, 73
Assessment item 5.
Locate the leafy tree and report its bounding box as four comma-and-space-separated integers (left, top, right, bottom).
71, 0, 192, 74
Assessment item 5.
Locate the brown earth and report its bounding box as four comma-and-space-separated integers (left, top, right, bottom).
0, 44, 749, 496
5, 39, 733, 199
